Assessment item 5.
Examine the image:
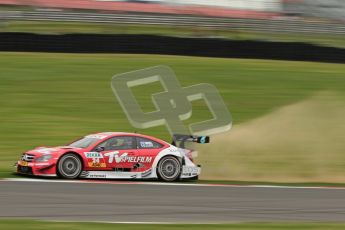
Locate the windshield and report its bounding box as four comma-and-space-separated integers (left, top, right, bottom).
68, 137, 100, 148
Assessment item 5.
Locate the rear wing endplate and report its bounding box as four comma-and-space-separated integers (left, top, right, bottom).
171, 134, 210, 148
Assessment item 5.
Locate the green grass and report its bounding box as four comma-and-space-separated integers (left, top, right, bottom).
0, 220, 345, 230
0, 52, 344, 181
1, 21, 345, 48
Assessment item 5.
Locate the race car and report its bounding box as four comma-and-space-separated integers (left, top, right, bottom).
15, 132, 209, 181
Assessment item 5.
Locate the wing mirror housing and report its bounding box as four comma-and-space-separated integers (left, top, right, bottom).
94, 146, 105, 152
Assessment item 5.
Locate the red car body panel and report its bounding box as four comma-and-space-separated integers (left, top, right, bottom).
17, 132, 170, 177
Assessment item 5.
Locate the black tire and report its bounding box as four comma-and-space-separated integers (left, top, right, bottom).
57, 153, 82, 179
157, 156, 181, 182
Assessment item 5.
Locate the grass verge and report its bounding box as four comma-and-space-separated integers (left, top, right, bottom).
0, 52, 344, 182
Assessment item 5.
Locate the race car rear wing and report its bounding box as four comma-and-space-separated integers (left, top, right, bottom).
171, 134, 210, 149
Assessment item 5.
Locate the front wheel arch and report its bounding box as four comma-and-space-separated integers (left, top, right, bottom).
56, 152, 83, 179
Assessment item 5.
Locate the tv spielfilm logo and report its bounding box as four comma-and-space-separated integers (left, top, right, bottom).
111, 65, 231, 136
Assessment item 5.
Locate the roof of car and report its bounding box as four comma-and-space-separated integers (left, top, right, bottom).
94, 132, 142, 137
90, 132, 169, 144
96, 132, 131, 136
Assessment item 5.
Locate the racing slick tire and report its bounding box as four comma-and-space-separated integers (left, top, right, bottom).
157, 156, 182, 182
57, 153, 82, 179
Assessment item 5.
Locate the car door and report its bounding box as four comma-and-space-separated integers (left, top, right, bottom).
95, 136, 138, 170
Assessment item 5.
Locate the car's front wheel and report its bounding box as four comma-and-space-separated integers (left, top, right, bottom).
57, 153, 82, 179
157, 156, 181, 182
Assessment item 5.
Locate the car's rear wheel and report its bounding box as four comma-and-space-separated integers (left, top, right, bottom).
157, 156, 181, 182
57, 153, 82, 179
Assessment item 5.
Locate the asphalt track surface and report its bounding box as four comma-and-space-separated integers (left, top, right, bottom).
0, 179, 345, 223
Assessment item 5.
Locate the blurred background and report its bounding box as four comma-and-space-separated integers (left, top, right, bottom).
0, 0, 344, 183
0, 3, 345, 229
0, 0, 344, 47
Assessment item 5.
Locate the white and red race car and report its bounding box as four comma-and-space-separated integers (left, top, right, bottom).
16, 132, 209, 181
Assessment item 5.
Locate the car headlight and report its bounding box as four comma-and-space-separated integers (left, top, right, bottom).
35, 154, 52, 162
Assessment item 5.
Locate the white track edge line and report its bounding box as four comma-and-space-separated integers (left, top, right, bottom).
3, 178, 345, 190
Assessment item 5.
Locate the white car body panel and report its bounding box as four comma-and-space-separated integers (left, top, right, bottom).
80, 145, 200, 179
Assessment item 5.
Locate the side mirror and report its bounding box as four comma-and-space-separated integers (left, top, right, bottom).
94, 146, 105, 152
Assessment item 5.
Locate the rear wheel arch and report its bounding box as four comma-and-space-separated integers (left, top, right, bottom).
156, 155, 182, 182
157, 154, 183, 166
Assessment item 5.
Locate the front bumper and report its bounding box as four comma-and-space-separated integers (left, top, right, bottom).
15, 160, 57, 177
